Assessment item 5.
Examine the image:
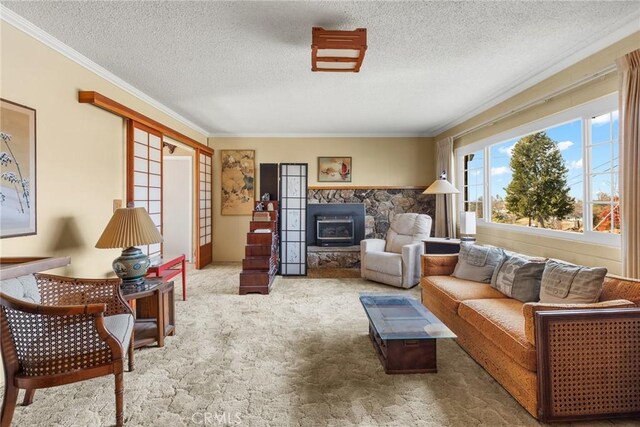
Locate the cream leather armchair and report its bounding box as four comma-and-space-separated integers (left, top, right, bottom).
360, 213, 432, 288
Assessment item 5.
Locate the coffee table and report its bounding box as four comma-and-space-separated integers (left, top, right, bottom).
359, 293, 456, 374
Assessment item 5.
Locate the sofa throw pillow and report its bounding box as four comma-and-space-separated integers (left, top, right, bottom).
490, 253, 546, 302
452, 243, 504, 283
539, 260, 607, 304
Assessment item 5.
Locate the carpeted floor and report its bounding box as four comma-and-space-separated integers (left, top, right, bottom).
3, 264, 636, 426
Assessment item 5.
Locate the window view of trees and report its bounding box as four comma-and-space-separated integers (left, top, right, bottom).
489, 119, 583, 232
504, 132, 574, 228
461, 104, 619, 238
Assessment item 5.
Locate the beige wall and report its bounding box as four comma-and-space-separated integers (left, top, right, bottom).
208, 137, 435, 261
0, 23, 207, 277
435, 32, 640, 275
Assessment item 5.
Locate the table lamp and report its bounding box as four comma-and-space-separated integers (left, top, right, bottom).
423, 171, 460, 239
459, 211, 477, 242
96, 206, 163, 286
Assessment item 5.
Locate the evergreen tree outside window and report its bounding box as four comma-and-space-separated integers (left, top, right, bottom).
488, 120, 582, 232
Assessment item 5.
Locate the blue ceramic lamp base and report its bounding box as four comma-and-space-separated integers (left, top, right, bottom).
112, 247, 151, 286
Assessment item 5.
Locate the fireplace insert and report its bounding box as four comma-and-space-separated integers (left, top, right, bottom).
316, 216, 354, 246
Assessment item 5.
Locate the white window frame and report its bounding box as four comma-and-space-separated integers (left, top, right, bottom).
455, 93, 620, 247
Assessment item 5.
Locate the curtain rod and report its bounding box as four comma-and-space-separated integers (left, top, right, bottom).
452, 63, 618, 141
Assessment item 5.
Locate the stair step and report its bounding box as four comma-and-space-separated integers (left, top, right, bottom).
249, 221, 277, 232
247, 232, 273, 245
245, 244, 272, 257
242, 257, 272, 270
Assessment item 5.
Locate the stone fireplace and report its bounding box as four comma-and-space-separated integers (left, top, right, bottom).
306, 188, 436, 271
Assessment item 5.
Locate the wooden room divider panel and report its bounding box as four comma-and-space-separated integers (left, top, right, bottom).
127, 121, 163, 259
196, 149, 213, 269
279, 164, 308, 276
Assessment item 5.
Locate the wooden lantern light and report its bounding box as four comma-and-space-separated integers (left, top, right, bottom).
311, 27, 367, 73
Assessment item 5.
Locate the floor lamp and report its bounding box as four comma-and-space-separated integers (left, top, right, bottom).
423, 171, 460, 239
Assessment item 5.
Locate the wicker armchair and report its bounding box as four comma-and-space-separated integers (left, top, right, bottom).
1, 274, 134, 427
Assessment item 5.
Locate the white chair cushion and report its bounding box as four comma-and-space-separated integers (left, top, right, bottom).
385, 213, 431, 253
386, 232, 414, 254
0, 275, 41, 303
104, 313, 134, 349
391, 213, 421, 235
363, 251, 403, 276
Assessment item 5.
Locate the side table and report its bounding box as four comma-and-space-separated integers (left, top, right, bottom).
147, 254, 186, 300
121, 278, 176, 371
422, 237, 462, 255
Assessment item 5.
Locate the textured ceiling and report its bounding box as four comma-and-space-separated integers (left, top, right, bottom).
4, 1, 640, 136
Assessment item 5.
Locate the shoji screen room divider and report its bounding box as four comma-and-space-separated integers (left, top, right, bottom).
279, 164, 308, 276
127, 121, 163, 259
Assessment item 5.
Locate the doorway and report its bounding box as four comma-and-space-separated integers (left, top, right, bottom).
163, 155, 193, 262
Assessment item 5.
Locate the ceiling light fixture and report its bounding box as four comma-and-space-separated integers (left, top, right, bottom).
311, 27, 367, 73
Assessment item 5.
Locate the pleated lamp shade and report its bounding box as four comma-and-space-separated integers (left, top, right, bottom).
95, 207, 163, 249
423, 178, 460, 195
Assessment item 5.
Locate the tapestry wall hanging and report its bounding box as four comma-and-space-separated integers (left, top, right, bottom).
221, 150, 255, 215
1, 99, 36, 238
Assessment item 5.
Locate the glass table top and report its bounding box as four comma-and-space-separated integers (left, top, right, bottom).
120, 277, 163, 296
359, 293, 457, 341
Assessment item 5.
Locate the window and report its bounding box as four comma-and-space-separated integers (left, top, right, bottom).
463, 150, 484, 219
457, 94, 620, 245
588, 111, 620, 234
488, 119, 583, 231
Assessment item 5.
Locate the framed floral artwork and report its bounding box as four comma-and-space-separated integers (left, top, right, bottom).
1, 99, 36, 238
221, 150, 255, 215
318, 156, 352, 182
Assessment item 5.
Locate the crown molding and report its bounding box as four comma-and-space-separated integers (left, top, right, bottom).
208, 132, 432, 138
0, 5, 211, 137
428, 13, 640, 138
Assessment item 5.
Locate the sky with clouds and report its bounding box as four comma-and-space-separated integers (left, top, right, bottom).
476, 111, 618, 201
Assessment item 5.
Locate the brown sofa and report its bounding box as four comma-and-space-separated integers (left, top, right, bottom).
420, 254, 640, 422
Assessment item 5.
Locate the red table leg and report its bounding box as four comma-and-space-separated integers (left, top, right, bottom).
181, 257, 186, 300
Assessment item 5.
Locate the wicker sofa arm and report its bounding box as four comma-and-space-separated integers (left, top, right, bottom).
535, 308, 640, 422
0, 293, 123, 377
523, 299, 636, 346
420, 254, 458, 277
35, 273, 132, 317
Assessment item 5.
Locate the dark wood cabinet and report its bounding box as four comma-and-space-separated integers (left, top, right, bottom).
240, 201, 279, 295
